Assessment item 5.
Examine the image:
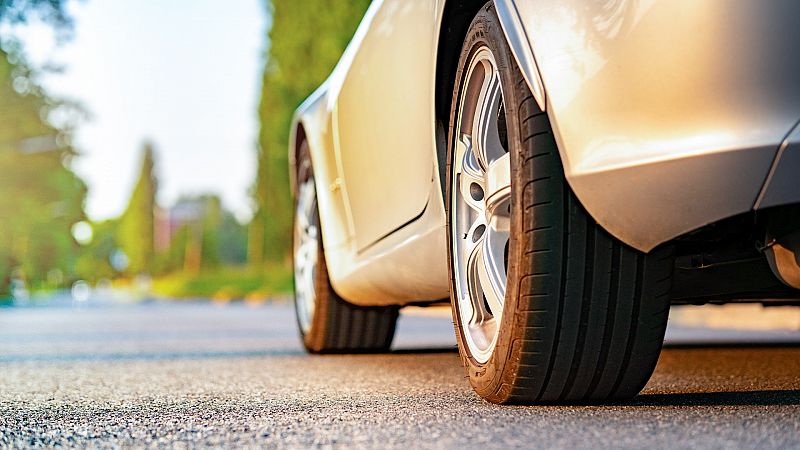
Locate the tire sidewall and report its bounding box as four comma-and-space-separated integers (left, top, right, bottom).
446, 4, 531, 402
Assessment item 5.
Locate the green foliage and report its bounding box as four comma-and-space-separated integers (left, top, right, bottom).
0, 0, 71, 29
250, 0, 371, 264
218, 212, 247, 265
74, 219, 118, 281
0, 46, 86, 295
151, 264, 292, 299
200, 195, 221, 269
117, 143, 156, 275
156, 223, 189, 274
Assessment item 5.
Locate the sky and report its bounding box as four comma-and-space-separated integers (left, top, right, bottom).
12, 0, 268, 222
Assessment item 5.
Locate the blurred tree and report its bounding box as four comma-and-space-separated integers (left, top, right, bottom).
0, 46, 85, 295
74, 219, 118, 281
0, 0, 71, 29
218, 210, 247, 266
182, 195, 221, 274
0, 0, 84, 296
200, 195, 222, 269
157, 223, 188, 275
250, 0, 371, 265
117, 143, 156, 275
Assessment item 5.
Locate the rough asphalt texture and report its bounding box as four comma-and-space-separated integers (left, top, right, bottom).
1, 302, 799, 449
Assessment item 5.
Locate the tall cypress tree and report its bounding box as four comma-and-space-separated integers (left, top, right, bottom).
250, 0, 372, 265
118, 143, 156, 275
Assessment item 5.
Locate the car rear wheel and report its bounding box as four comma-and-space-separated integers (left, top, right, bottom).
446, 4, 674, 404
293, 141, 398, 353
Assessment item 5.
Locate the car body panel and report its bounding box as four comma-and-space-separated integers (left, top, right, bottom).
291, 86, 351, 252
292, 0, 800, 306
291, 0, 451, 305
515, 0, 800, 250
755, 121, 800, 210
335, 0, 440, 251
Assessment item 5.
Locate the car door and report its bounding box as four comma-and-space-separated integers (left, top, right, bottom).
333, 0, 440, 251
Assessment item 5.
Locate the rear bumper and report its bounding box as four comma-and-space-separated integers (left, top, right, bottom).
567, 139, 782, 252
568, 118, 800, 252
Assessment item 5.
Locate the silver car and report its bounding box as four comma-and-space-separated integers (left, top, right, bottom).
289, 0, 800, 404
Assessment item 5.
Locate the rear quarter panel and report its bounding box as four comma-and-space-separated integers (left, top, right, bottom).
517, 0, 800, 250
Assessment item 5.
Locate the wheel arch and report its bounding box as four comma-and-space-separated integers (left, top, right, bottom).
288, 117, 308, 197
434, 0, 547, 198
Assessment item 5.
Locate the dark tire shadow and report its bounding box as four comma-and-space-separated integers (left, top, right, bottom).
627, 390, 800, 407
390, 346, 459, 354
663, 342, 800, 349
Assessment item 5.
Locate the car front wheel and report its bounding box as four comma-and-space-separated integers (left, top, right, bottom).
293, 140, 398, 353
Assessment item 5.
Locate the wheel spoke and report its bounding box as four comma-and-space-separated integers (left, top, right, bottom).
473, 71, 504, 170
296, 182, 316, 231
295, 243, 306, 268
465, 239, 487, 324
301, 181, 315, 212
296, 207, 309, 231
302, 261, 315, 306
479, 227, 507, 319
485, 152, 510, 217
298, 239, 314, 268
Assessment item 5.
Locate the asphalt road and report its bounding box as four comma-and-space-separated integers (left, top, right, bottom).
1, 301, 799, 448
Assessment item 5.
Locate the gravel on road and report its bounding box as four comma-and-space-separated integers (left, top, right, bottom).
1, 302, 799, 449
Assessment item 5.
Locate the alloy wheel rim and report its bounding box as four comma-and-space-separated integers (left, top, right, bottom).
451, 46, 511, 364
294, 175, 319, 334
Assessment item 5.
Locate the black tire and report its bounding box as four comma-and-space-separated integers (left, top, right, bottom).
293, 141, 399, 354
445, 4, 674, 403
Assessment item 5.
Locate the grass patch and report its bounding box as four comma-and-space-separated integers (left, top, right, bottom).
151, 264, 292, 300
